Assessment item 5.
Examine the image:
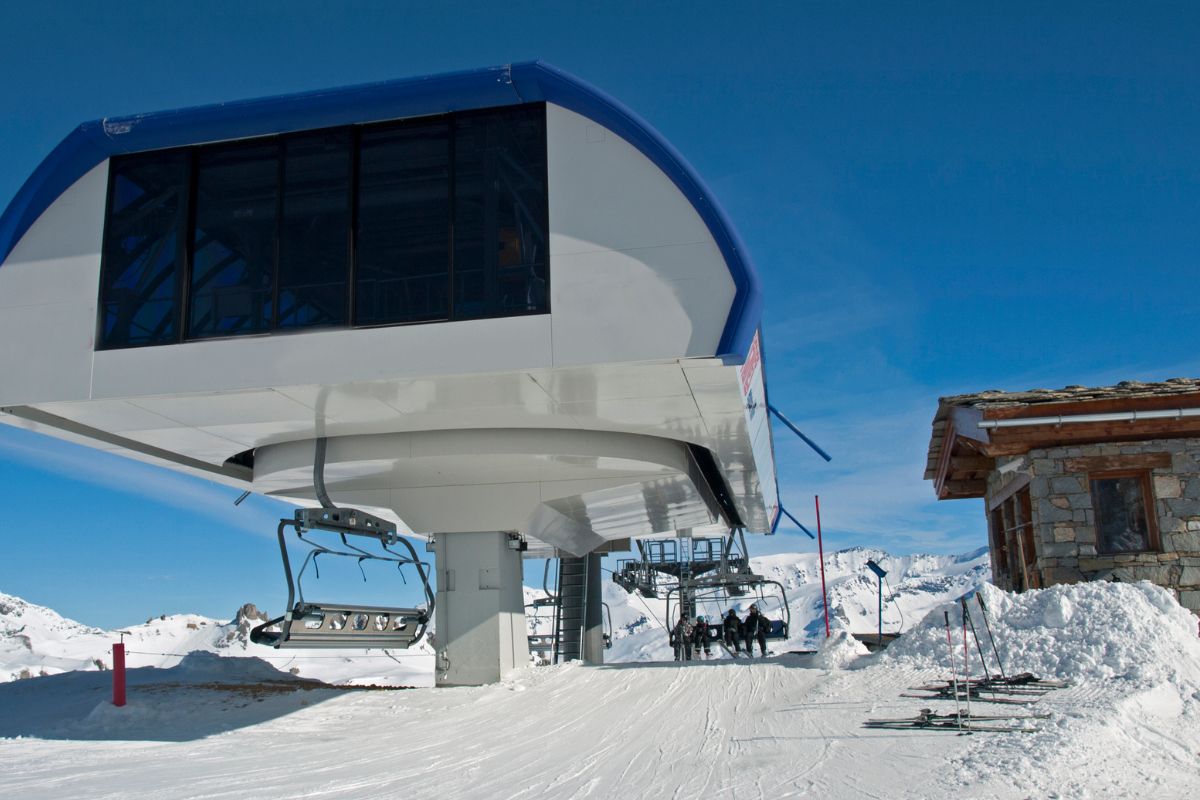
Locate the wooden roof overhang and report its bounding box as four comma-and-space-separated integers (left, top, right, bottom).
928, 391, 1200, 501
930, 405, 993, 500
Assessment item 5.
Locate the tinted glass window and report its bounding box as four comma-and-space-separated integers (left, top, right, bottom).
98, 104, 550, 350
1091, 475, 1152, 553
99, 152, 190, 348
453, 106, 548, 320
356, 121, 451, 325
189, 144, 279, 338
278, 132, 351, 329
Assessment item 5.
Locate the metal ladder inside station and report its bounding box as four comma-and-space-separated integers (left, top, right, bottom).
552, 555, 589, 663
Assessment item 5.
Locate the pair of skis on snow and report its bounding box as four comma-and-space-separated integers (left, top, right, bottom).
870, 594, 1065, 732
906, 673, 1068, 700
864, 707, 1049, 733
900, 685, 1046, 706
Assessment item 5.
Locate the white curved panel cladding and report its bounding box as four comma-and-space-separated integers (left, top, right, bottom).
0, 104, 740, 410
0, 162, 106, 405
253, 429, 721, 554
545, 104, 736, 364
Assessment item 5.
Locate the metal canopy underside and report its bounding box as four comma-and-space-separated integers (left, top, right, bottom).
4, 358, 771, 550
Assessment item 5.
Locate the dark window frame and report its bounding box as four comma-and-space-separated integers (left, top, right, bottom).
1088, 469, 1161, 554
187, 139, 281, 340
992, 487, 1039, 592
449, 104, 550, 323
353, 113, 453, 327
95, 149, 192, 350
274, 128, 355, 331
95, 103, 549, 350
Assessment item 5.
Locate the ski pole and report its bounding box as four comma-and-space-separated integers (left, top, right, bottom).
943, 611, 964, 734
975, 594, 1008, 682
961, 608, 970, 676
961, 607, 972, 727
961, 597, 991, 681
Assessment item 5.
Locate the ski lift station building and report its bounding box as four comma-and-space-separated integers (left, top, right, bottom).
0, 62, 778, 685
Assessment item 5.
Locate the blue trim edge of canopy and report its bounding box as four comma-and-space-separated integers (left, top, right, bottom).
0, 61, 762, 360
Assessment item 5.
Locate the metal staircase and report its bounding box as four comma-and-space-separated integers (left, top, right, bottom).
553, 556, 589, 663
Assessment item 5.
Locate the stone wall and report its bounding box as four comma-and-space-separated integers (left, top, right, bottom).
985, 438, 1200, 615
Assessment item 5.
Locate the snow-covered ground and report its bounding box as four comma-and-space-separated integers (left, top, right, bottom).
3, 550, 1200, 799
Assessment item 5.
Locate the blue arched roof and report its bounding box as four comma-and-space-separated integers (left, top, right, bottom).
0, 61, 761, 360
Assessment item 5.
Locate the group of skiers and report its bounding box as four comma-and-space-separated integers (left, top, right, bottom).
671, 605, 770, 661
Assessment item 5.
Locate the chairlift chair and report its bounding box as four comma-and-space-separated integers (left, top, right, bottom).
665, 578, 791, 642
613, 529, 791, 648
250, 506, 434, 649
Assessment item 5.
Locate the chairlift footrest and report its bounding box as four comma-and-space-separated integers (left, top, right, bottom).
254, 602, 427, 649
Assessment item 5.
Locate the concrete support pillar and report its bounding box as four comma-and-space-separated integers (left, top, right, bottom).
433, 531, 529, 686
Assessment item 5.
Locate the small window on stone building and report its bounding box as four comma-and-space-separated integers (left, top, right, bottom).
1090, 472, 1159, 554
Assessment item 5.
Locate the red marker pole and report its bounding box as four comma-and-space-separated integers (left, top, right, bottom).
815, 495, 830, 638
112, 636, 126, 707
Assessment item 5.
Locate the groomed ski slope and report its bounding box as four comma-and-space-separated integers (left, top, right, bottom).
2, 580, 1199, 799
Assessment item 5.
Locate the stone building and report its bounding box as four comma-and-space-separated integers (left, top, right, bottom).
925, 379, 1200, 617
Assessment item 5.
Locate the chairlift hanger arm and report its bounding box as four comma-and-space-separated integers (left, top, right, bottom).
278, 519, 297, 617
314, 436, 336, 509
379, 533, 435, 613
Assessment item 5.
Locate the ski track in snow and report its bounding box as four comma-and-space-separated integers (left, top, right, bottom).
5, 653, 1198, 800
0, 660, 965, 799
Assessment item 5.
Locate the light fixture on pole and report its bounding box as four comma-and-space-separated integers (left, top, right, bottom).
866, 559, 887, 649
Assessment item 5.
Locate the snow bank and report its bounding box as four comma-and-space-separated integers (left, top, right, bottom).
811, 628, 868, 669
144, 650, 315, 684
883, 580, 1200, 687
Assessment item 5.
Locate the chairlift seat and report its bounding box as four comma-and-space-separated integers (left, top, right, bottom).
252, 602, 428, 649
765, 619, 789, 639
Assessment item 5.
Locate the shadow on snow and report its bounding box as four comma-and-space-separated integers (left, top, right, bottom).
0, 651, 408, 742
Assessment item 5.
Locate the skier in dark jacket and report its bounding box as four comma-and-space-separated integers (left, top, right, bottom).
723, 609, 743, 654
743, 604, 768, 657
692, 615, 712, 658
672, 614, 694, 661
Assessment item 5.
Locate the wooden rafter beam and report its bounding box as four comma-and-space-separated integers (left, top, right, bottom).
985, 419, 1200, 456
938, 479, 987, 500
949, 455, 993, 472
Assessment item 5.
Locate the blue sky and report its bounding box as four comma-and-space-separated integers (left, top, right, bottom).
1, 2, 1198, 627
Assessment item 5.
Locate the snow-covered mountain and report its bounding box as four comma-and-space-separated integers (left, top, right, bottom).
2, 546, 989, 684
533, 545, 990, 662
0, 595, 433, 687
